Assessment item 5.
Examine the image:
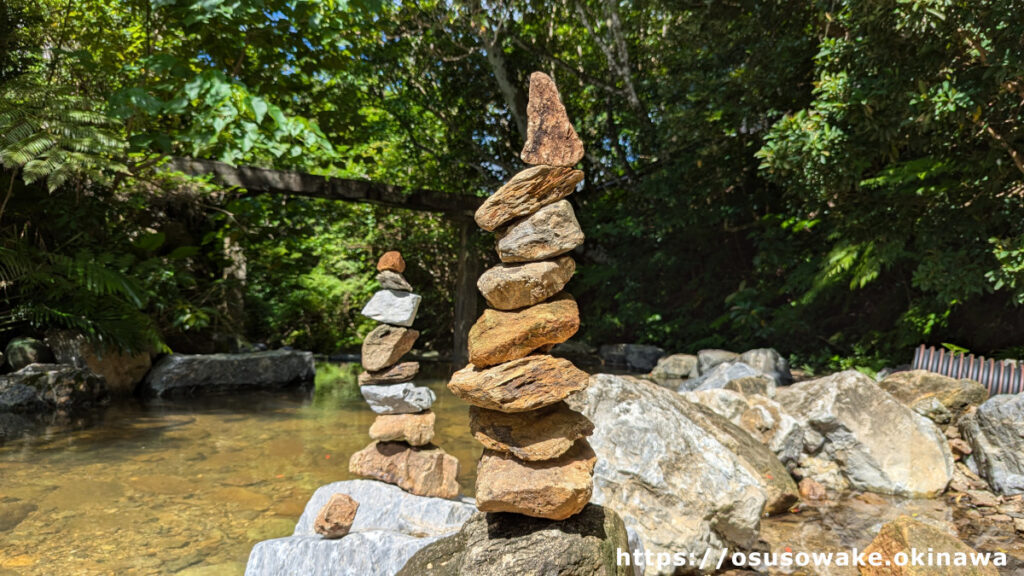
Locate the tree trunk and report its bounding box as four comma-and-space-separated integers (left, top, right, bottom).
452, 219, 479, 367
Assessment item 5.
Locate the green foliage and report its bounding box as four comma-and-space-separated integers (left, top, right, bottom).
311, 362, 362, 407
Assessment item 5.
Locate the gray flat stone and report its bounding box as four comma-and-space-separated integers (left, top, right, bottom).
361, 383, 435, 414
360, 290, 422, 327
140, 350, 314, 397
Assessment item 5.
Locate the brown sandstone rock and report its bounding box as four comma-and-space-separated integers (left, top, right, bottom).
475, 440, 596, 520
798, 477, 826, 501
358, 362, 420, 386
469, 403, 593, 461
860, 515, 999, 575
369, 411, 436, 446
348, 441, 460, 500
361, 325, 419, 372
467, 294, 579, 367
449, 355, 589, 412
377, 251, 406, 273
476, 256, 575, 311
474, 166, 583, 232
495, 200, 584, 263
313, 493, 359, 539
878, 370, 988, 425
520, 72, 584, 167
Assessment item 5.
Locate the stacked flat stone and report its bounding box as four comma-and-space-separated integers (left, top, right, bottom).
447, 72, 596, 521
348, 251, 460, 500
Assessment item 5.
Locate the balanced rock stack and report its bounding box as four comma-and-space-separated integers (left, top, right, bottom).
447, 72, 595, 521
349, 251, 460, 500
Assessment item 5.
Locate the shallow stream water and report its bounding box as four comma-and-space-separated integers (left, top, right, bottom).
0, 369, 480, 576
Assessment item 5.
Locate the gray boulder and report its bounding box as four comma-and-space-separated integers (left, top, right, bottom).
0, 364, 107, 412
598, 344, 665, 372
681, 361, 775, 396
140, 350, 315, 397
396, 504, 634, 576
879, 370, 988, 425
649, 353, 698, 383
4, 337, 54, 371
245, 480, 475, 576
738, 348, 792, 386
567, 374, 797, 575
959, 394, 1024, 495
686, 389, 805, 470
360, 290, 422, 328
696, 349, 738, 375
776, 370, 953, 497
360, 383, 435, 414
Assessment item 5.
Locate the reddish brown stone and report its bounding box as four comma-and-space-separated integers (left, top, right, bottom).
520, 72, 585, 167
358, 362, 420, 386
448, 355, 589, 413
474, 166, 583, 232
798, 478, 826, 502
467, 294, 579, 368
348, 441, 460, 500
475, 440, 596, 520
377, 251, 406, 273
313, 493, 359, 539
861, 516, 998, 575
469, 403, 593, 461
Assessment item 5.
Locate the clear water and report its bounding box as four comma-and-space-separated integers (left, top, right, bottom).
0, 368, 480, 576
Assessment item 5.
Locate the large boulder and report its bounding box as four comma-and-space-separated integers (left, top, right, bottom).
4, 337, 54, 371
879, 370, 988, 425
776, 371, 953, 497
861, 516, 999, 576
686, 389, 805, 470
598, 344, 665, 372
0, 364, 108, 412
140, 350, 315, 397
396, 504, 633, 576
245, 480, 475, 576
959, 394, 1024, 495
567, 374, 797, 575
45, 330, 151, 395
738, 348, 792, 386
681, 361, 775, 396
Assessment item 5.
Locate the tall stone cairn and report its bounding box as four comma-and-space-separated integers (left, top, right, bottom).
348, 251, 461, 500
448, 72, 596, 521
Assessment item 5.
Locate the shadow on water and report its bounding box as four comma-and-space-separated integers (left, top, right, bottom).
0, 362, 480, 576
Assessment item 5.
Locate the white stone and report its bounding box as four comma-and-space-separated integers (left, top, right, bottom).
360, 383, 435, 414
360, 290, 421, 327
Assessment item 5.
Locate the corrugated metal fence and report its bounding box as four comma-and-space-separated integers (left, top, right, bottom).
912, 344, 1024, 395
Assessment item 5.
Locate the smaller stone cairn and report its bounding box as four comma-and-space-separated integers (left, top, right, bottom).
348, 251, 460, 500
448, 71, 596, 521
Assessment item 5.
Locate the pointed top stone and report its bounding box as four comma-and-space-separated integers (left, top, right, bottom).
520, 72, 584, 167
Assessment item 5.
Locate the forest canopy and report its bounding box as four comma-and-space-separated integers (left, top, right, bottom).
1, 0, 1022, 370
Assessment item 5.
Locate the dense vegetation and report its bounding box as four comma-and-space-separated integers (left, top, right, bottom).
1, 0, 1022, 370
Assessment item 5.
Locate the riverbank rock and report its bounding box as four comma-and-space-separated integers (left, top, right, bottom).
4, 337, 55, 371
360, 290, 422, 328
377, 270, 412, 291
697, 349, 739, 374
397, 504, 632, 576
140, 350, 315, 397
476, 256, 575, 311
599, 343, 665, 372
686, 388, 805, 469
361, 325, 419, 372
448, 354, 588, 412
520, 71, 585, 167
349, 442, 460, 499
0, 364, 108, 411
650, 353, 698, 382
245, 479, 474, 576
45, 330, 151, 394
314, 494, 359, 539
861, 515, 999, 576
360, 383, 435, 414
495, 200, 584, 263
358, 362, 420, 386
467, 296, 579, 367
738, 348, 792, 386
960, 394, 1024, 495
474, 166, 583, 232
376, 251, 406, 273
776, 370, 953, 497
475, 440, 596, 520
879, 370, 988, 425
683, 361, 776, 396
568, 374, 797, 573
469, 403, 593, 461
369, 412, 435, 446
